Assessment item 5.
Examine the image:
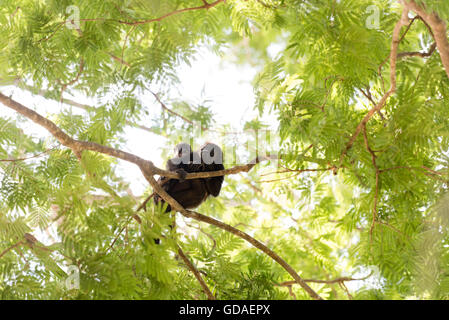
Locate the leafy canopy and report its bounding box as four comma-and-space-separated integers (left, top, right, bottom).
0, 0, 449, 300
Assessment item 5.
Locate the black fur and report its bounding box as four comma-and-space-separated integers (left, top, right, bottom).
154, 142, 225, 213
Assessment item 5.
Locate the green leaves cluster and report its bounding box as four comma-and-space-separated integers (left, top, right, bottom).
1, 0, 449, 300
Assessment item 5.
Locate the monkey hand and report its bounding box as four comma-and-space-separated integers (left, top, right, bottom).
175, 168, 188, 182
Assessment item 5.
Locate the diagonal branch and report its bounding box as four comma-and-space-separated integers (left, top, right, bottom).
142, 170, 323, 300
402, 0, 449, 78
0, 241, 23, 259
177, 246, 216, 300
180, 209, 323, 300
149, 90, 200, 128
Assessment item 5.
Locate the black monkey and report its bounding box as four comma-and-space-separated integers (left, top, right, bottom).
153, 142, 225, 213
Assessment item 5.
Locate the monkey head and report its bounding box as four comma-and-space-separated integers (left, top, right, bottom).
200, 142, 223, 166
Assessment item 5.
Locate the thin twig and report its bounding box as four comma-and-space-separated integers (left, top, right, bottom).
0, 241, 23, 259
0, 146, 58, 162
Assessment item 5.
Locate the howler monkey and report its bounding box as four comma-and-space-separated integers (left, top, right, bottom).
153, 142, 225, 213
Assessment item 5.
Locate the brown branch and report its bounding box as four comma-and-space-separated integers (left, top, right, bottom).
149, 90, 198, 127
402, 0, 449, 78
115, 0, 225, 25
0, 91, 170, 176
287, 285, 297, 300
397, 42, 437, 59
260, 167, 333, 177
120, 26, 135, 70
339, 8, 410, 169
339, 282, 353, 299
141, 167, 323, 299
358, 87, 385, 121
379, 165, 449, 183
76, 0, 224, 26
279, 272, 373, 286
37, 21, 65, 43
0, 241, 23, 259
105, 216, 135, 254
177, 246, 216, 300
10, 6, 20, 19
185, 223, 217, 253
320, 76, 344, 111
136, 192, 155, 212
374, 220, 408, 238
258, 167, 334, 183
36, 1, 225, 46
105, 195, 215, 299
108, 53, 131, 67
371, 171, 380, 238
58, 59, 85, 93
0, 90, 277, 180
148, 89, 232, 136
378, 14, 418, 93
362, 125, 378, 172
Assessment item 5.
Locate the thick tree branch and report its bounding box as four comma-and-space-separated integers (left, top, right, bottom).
402, 0, 449, 78
0, 91, 277, 180
143, 170, 323, 300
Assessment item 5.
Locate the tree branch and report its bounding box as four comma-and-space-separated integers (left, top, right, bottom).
13, 83, 159, 135
397, 42, 437, 59
338, 7, 410, 169
0, 147, 58, 162
115, 0, 225, 25
402, 0, 449, 78
279, 272, 373, 286
0, 241, 23, 259
177, 246, 216, 300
